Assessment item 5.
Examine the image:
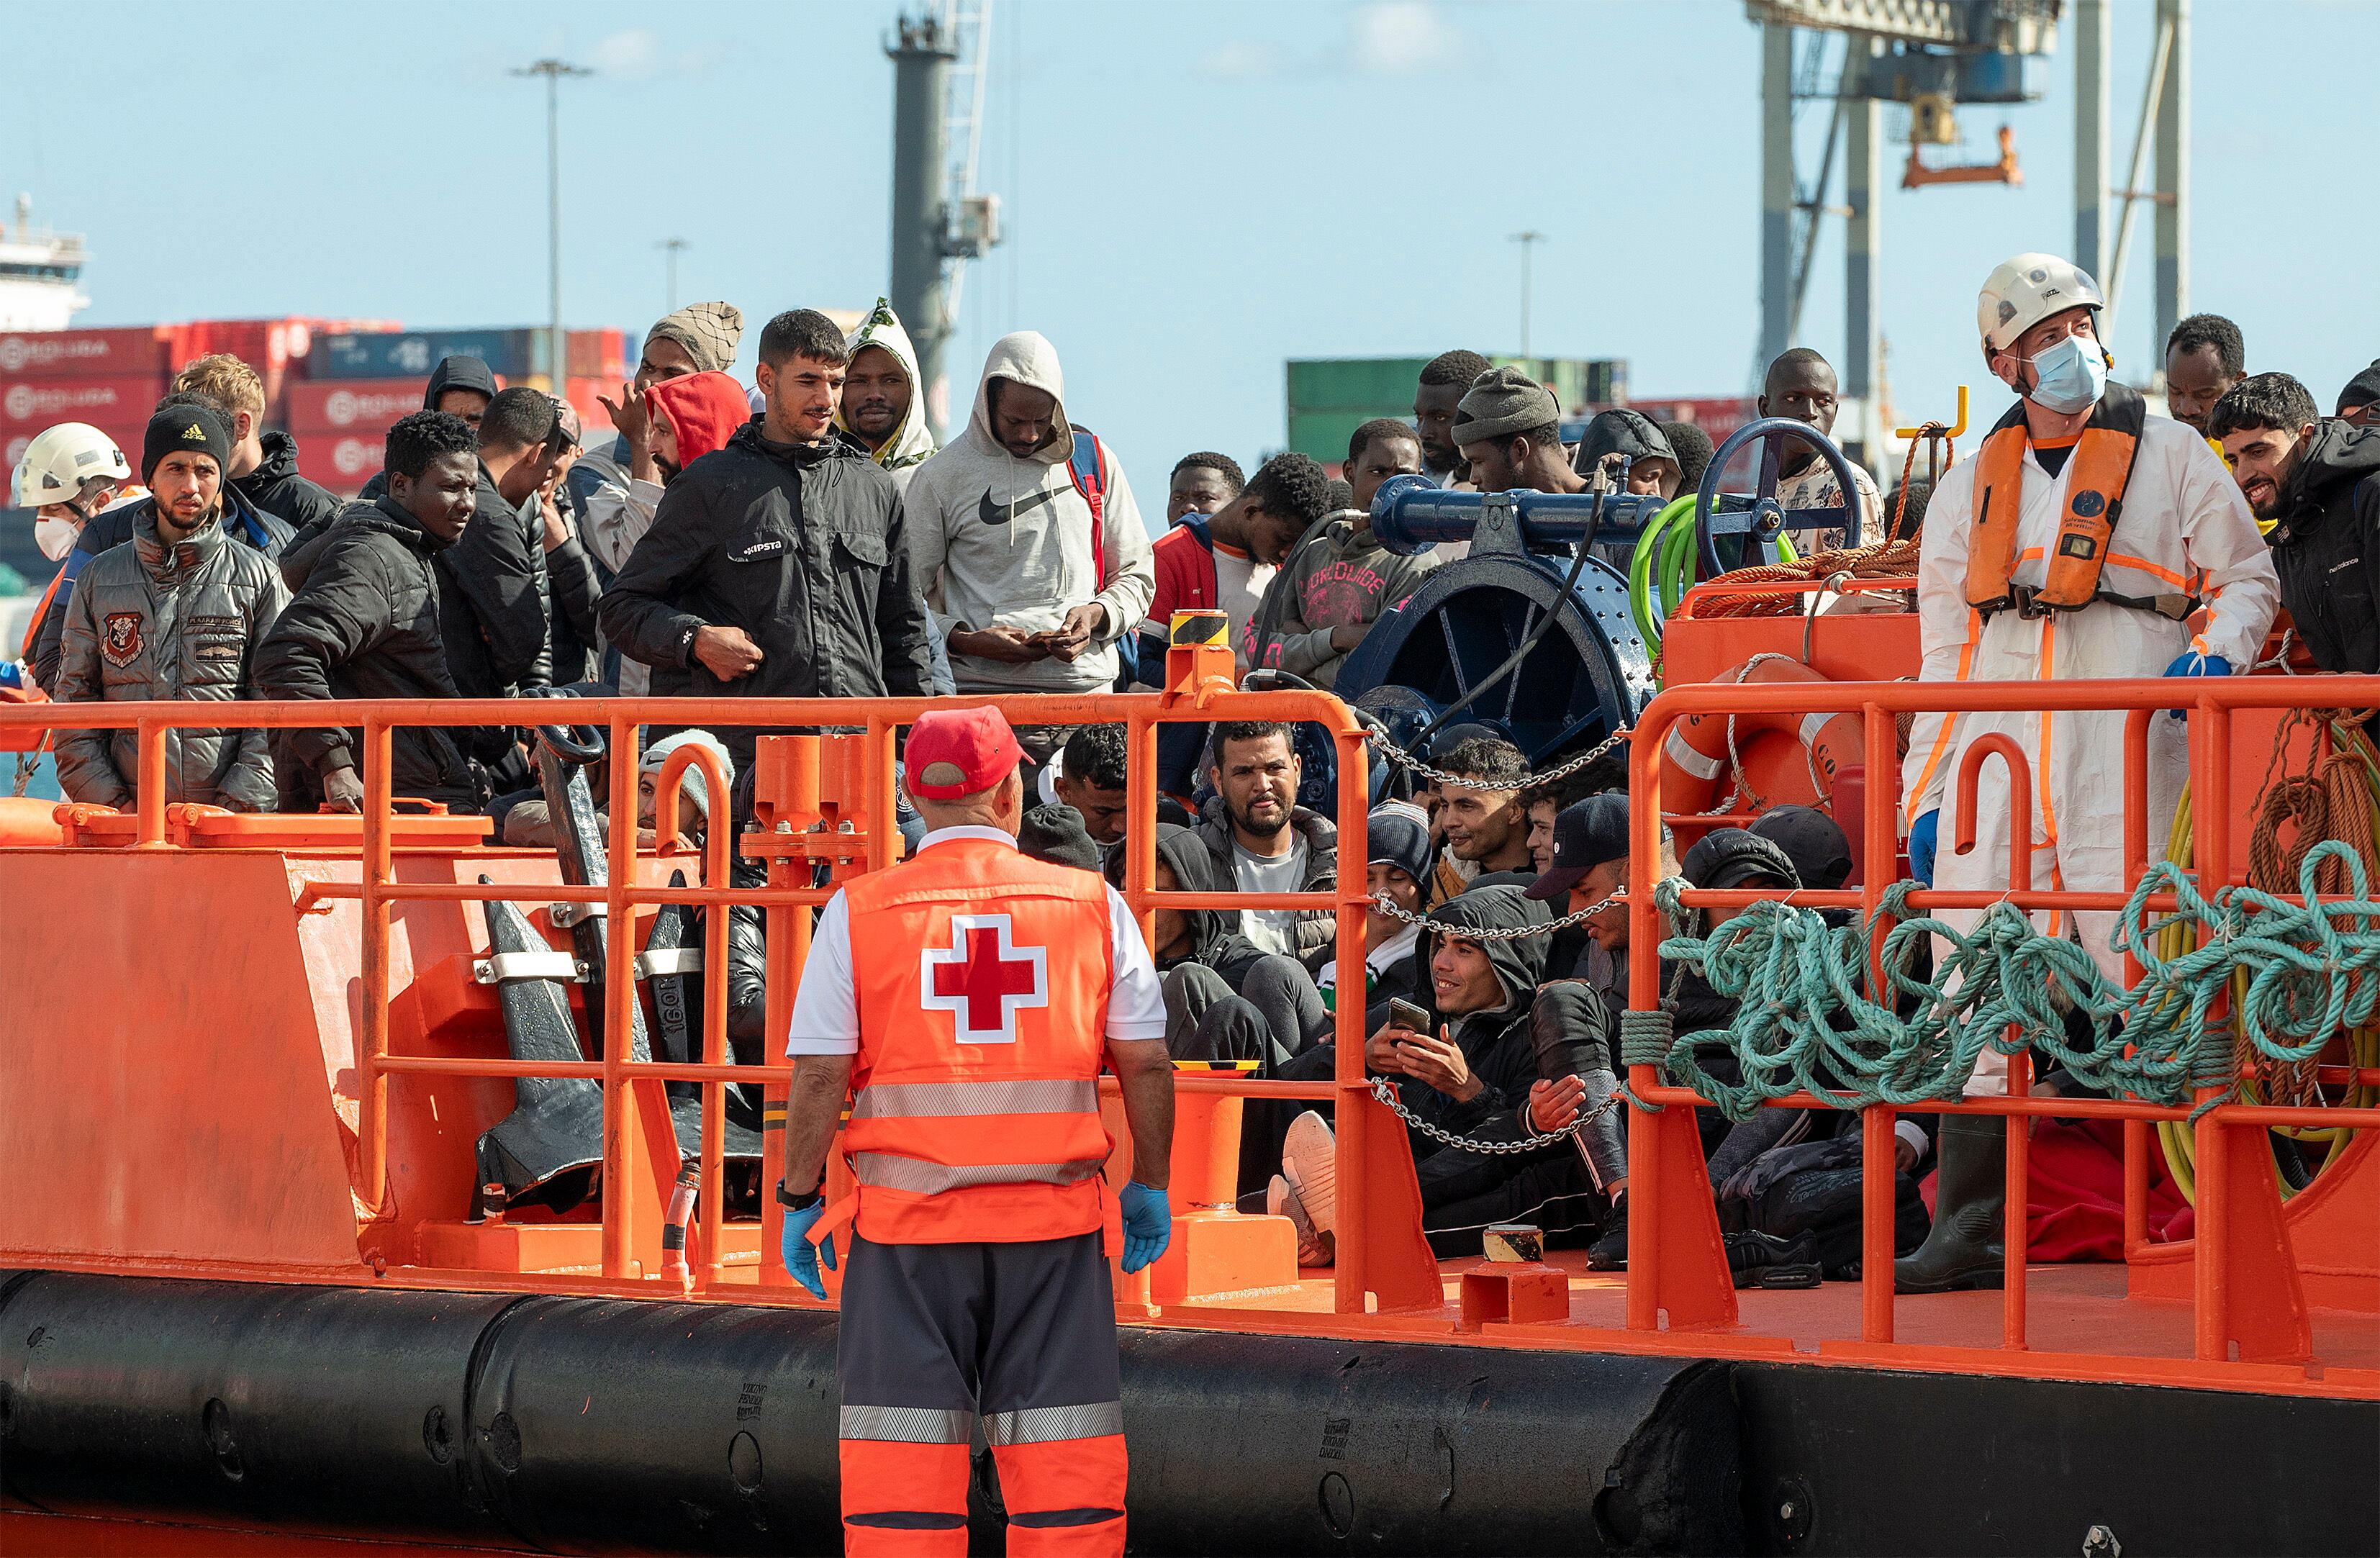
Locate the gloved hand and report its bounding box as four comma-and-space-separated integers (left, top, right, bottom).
1118, 1180, 1171, 1273
2163, 650, 2232, 720
1907, 809, 1940, 886
779, 1196, 835, 1300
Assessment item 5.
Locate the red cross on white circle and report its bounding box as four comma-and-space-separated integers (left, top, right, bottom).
920, 915, 1049, 1045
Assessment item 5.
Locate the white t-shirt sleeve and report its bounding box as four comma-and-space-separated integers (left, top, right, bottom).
1103, 884, 1170, 1043
784, 892, 861, 1056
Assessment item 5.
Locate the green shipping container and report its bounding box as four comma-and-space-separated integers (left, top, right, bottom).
1285, 355, 1626, 465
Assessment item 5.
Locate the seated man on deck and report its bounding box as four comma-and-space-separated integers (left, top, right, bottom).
1271, 882, 1588, 1263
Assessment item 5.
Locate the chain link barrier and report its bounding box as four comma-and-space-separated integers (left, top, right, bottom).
1367, 888, 1620, 939
1365, 1072, 1624, 1155
1365, 723, 1631, 793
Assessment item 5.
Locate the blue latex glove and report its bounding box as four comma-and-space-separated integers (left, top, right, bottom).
2163, 651, 2232, 720
1118, 1180, 1172, 1274
1907, 809, 1940, 886
779, 1196, 834, 1300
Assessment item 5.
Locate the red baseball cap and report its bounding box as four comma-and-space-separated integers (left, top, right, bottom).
906, 705, 1026, 800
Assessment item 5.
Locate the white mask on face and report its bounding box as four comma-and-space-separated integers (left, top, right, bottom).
35, 515, 79, 561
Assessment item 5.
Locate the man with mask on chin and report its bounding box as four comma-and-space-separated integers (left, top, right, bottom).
1892, 254, 2276, 1296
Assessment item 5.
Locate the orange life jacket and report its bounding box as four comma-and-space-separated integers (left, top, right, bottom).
842, 834, 1118, 1246
1963, 382, 2186, 621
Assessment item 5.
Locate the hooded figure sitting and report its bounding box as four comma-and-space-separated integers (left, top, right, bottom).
1274, 882, 1567, 1262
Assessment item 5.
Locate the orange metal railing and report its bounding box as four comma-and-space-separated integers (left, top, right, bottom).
0, 664, 1386, 1304
1624, 674, 2380, 1365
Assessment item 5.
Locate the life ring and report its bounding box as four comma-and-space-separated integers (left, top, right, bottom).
1657, 653, 1863, 815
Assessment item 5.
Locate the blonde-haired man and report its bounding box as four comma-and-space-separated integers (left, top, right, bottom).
172, 353, 345, 537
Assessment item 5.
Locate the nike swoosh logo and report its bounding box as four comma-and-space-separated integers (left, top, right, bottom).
978, 484, 1062, 528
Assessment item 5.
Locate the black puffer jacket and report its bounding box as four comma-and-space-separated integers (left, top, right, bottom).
52, 504, 288, 812
2263, 420, 2380, 674
597, 420, 935, 730
440, 466, 551, 699
253, 498, 484, 810
236, 430, 345, 537
33, 484, 292, 691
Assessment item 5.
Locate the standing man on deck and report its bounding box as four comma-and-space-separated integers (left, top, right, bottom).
1896, 253, 2277, 1295
775, 705, 1176, 1557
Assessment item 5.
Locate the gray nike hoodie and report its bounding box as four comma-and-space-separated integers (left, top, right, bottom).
902, 330, 1156, 693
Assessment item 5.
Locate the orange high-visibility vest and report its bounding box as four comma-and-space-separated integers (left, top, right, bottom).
843, 836, 1117, 1246
1964, 381, 2183, 620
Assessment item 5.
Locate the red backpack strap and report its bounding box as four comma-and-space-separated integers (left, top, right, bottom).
1067, 425, 1110, 587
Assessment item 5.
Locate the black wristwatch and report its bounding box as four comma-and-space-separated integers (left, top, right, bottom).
775, 1179, 823, 1212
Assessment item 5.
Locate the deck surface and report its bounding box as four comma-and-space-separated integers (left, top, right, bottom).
1160, 1251, 2380, 1379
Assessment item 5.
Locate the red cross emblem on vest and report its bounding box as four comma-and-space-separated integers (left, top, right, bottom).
920, 914, 1049, 1045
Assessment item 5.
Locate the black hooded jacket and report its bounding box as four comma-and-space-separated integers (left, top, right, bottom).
1393, 884, 1550, 1142
1118, 823, 1275, 977
2263, 420, 2380, 674
357, 358, 503, 504
597, 420, 934, 746
236, 430, 345, 538
253, 497, 484, 810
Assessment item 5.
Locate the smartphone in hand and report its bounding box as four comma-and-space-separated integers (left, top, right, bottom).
1386, 997, 1431, 1038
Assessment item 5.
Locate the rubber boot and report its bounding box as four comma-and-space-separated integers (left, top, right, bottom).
1893, 1113, 2006, 1293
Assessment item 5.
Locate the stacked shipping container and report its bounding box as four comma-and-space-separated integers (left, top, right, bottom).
0, 327, 166, 476
0, 322, 630, 501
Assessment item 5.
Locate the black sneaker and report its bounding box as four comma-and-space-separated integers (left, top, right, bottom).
1726, 1228, 1822, 1289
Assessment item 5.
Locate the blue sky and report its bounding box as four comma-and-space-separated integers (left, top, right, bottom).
7, 0, 2374, 516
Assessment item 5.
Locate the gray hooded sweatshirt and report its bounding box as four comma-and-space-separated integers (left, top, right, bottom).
903, 331, 1155, 694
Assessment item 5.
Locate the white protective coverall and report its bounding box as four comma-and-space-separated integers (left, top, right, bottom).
1899, 410, 2278, 1092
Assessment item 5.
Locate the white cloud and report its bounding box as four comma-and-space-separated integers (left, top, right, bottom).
1350, 1, 1463, 74
594, 28, 663, 78
1198, 2, 1467, 81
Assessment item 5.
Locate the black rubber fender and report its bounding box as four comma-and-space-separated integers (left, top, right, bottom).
0, 1271, 522, 1544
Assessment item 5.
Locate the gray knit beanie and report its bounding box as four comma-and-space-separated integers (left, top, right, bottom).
646, 301, 746, 373
1453, 366, 1562, 448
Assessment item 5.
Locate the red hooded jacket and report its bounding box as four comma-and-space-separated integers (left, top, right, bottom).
645, 371, 752, 471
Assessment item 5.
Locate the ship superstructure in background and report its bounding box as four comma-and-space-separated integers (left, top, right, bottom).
0, 195, 90, 332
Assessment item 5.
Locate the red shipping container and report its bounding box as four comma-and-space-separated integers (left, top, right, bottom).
0, 328, 166, 379
294, 432, 386, 494
0, 376, 166, 431
286, 379, 427, 435
567, 328, 628, 381
561, 377, 616, 438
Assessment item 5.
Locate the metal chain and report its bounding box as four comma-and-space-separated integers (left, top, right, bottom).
1367, 723, 1631, 792
1368, 888, 1620, 939
1367, 1073, 1626, 1154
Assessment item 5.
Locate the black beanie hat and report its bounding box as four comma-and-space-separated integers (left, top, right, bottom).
142, 404, 232, 484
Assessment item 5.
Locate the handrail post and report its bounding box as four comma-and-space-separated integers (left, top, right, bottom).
2190, 694, 2231, 1359
1858, 700, 1896, 1342
599, 715, 640, 1280
653, 741, 736, 1290
357, 718, 394, 1214
134, 717, 168, 846
1624, 702, 1666, 1331
1332, 725, 1370, 1316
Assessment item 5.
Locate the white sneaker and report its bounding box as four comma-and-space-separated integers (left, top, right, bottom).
1268, 1173, 1334, 1267
1282, 1111, 1338, 1236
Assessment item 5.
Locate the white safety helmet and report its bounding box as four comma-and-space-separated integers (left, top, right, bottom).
13, 421, 132, 510
1977, 253, 2105, 354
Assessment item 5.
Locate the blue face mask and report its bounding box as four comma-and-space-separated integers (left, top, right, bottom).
2024, 334, 2109, 416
